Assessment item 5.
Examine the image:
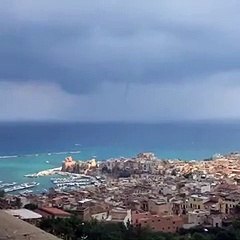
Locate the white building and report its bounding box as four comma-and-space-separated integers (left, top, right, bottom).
188, 209, 210, 226
5, 209, 42, 222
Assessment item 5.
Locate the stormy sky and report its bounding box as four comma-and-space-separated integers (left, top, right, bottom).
1, 0, 240, 122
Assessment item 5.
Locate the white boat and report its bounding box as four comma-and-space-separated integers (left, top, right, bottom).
4, 182, 40, 193
24, 174, 38, 178
0, 182, 17, 188
19, 189, 33, 195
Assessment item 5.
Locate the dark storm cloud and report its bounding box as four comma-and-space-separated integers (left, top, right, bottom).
1, 1, 240, 94
0, 23, 95, 93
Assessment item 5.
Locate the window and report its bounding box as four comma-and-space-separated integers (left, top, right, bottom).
173, 221, 175, 224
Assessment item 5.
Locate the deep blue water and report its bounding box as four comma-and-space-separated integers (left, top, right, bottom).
1, 121, 240, 159
1, 121, 240, 191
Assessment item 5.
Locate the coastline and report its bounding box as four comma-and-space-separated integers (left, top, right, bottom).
24, 167, 62, 178
0, 147, 239, 194
10, 151, 238, 193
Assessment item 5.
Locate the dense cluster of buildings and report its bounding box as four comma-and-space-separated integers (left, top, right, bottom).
2, 152, 240, 234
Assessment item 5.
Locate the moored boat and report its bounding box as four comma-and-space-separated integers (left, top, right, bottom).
4, 182, 40, 193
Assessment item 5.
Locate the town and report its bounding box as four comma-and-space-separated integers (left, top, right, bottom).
2, 152, 240, 238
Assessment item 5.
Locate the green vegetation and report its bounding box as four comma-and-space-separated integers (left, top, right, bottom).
0, 190, 5, 198
39, 217, 174, 240
15, 197, 22, 208
38, 217, 240, 240
24, 203, 38, 210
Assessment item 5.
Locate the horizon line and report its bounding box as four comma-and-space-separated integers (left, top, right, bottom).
1, 119, 240, 124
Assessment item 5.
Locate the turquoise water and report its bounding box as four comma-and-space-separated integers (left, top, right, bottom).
0, 147, 213, 192
1, 121, 240, 191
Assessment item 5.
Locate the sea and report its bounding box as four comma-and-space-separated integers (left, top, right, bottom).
1, 121, 240, 193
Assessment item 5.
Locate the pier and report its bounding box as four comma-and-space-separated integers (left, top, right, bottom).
24, 167, 62, 178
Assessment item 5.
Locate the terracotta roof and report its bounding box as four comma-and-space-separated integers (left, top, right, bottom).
40, 207, 71, 216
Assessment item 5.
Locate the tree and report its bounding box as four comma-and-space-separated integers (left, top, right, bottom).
38, 216, 240, 240
24, 203, 38, 210
0, 190, 5, 198
215, 231, 236, 240
191, 232, 209, 240
183, 173, 192, 179
171, 169, 177, 176
15, 197, 22, 208
39, 218, 54, 233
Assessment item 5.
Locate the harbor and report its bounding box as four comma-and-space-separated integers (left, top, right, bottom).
50, 175, 101, 191
1, 161, 103, 195
24, 167, 62, 178
0, 181, 40, 193
21, 159, 105, 193
4, 182, 40, 193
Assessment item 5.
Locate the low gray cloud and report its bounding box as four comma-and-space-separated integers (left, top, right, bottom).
1, 1, 240, 120
1, 74, 240, 122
